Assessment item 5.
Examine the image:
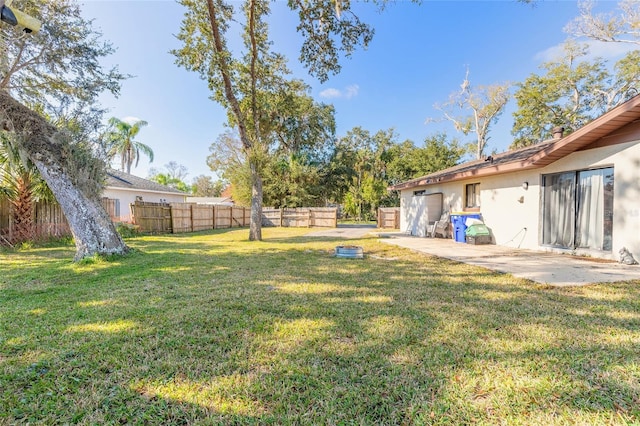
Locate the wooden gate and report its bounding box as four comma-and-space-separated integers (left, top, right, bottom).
377, 207, 400, 229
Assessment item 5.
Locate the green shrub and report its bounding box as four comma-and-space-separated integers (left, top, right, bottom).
115, 222, 140, 238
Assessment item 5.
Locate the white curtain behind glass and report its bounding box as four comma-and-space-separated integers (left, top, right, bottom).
576, 170, 604, 250
543, 173, 575, 247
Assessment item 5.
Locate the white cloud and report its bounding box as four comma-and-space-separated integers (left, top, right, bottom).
319, 84, 360, 100
319, 88, 343, 99
586, 40, 636, 60
345, 84, 360, 99
535, 40, 636, 63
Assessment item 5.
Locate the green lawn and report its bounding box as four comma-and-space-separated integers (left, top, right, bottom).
1, 228, 639, 425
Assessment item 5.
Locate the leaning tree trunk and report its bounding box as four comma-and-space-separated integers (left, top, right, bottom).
249, 160, 263, 241
0, 92, 128, 260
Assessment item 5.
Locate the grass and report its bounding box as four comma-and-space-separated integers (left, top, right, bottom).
1, 227, 639, 425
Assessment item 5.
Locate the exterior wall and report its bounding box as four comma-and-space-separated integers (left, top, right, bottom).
400, 139, 640, 261
400, 193, 443, 236
400, 187, 460, 233
103, 188, 186, 222
401, 170, 540, 248
465, 170, 542, 250
537, 140, 640, 259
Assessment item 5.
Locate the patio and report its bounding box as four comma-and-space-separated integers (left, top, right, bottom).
377, 233, 640, 287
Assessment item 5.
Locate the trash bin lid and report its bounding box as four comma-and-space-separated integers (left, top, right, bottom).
465, 224, 490, 236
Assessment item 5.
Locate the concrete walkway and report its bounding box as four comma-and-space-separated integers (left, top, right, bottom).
306, 224, 377, 239
378, 233, 640, 287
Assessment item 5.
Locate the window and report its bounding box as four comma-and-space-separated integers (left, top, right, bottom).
465, 183, 480, 208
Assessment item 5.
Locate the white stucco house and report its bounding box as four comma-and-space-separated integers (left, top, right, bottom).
102, 169, 187, 222
390, 94, 640, 262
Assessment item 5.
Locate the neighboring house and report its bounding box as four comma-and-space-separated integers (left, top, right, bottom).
185, 196, 234, 206
103, 169, 188, 222
390, 94, 640, 261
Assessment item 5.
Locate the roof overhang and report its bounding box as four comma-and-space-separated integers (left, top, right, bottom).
104, 186, 187, 197
390, 94, 640, 191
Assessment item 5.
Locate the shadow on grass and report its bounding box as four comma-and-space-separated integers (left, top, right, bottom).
2, 228, 640, 423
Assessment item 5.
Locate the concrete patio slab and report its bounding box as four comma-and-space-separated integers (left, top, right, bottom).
306, 224, 377, 239
378, 233, 640, 287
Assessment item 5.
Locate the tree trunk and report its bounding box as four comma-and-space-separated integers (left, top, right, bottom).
249, 160, 262, 241
206, 0, 263, 242
0, 91, 128, 260
11, 174, 35, 243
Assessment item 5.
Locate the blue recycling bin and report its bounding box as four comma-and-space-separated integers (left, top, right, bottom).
450, 213, 482, 243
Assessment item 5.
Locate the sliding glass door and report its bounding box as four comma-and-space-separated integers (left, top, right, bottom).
542, 167, 613, 251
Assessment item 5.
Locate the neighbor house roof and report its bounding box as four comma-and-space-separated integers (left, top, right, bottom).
105, 169, 187, 195
390, 94, 640, 191
185, 196, 233, 205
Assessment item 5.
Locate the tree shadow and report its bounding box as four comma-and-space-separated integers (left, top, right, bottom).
2, 230, 640, 423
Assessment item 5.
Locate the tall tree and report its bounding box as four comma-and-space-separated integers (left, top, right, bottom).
566, 0, 640, 45
174, 0, 368, 240
386, 133, 464, 185
1, 93, 127, 260
263, 152, 323, 208
206, 131, 253, 206
0, 0, 128, 260
104, 117, 153, 174
431, 70, 510, 159
148, 162, 190, 192
510, 41, 640, 148
207, 89, 335, 208
191, 175, 225, 197
334, 127, 394, 220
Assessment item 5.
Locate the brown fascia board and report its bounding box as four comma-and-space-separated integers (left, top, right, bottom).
388, 142, 552, 190
526, 95, 640, 167
388, 157, 542, 190
390, 94, 640, 191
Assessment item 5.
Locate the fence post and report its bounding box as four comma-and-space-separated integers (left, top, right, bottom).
307, 208, 311, 228
279, 208, 283, 228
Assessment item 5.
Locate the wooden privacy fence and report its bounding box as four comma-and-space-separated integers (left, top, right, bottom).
262, 207, 338, 228
1, 198, 115, 245
130, 201, 172, 233
1, 197, 338, 242
132, 203, 338, 233
169, 204, 251, 234
378, 207, 400, 229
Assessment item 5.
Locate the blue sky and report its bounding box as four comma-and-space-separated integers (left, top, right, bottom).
81, 0, 627, 182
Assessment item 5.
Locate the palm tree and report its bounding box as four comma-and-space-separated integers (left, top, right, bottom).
104, 117, 154, 174
0, 134, 53, 243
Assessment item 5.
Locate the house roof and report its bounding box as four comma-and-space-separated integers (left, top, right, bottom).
105, 169, 187, 195
185, 196, 233, 205
390, 94, 640, 191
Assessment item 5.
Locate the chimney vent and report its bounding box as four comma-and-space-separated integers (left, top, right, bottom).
552, 126, 565, 139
